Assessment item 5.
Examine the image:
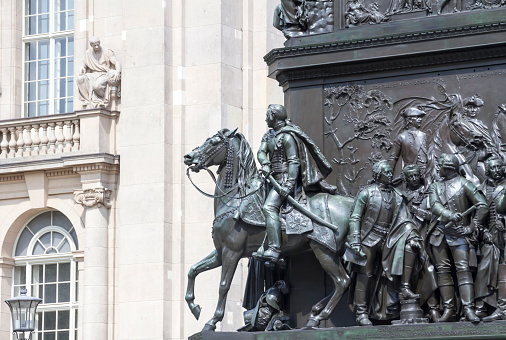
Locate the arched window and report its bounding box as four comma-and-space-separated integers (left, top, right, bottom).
12, 210, 79, 340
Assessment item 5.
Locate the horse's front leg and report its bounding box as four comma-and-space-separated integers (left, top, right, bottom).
186, 250, 222, 320
203, 248, 242, 331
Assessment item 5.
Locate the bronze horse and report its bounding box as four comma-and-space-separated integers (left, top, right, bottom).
183, 128, 354, 331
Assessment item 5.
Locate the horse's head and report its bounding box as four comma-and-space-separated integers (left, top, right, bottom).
184, 128, 237, 171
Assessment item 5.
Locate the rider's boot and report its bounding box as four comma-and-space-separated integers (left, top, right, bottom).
355, 273, 373, 326
253, 216, 281, 261
399, 250, 420, 300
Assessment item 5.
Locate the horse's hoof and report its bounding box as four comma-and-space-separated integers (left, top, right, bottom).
202, 323, 216, 332
191, 304, 201, 320
302, 318, 320, 330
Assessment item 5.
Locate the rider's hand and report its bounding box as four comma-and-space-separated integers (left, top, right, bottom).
483, 230, 494, 244
260, 164, 271, 177
455, 225, 472, 236
450, 212, 463, 222
279, 185, 291, 198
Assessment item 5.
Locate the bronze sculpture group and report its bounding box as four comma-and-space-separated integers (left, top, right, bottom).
184, 96, 506, 332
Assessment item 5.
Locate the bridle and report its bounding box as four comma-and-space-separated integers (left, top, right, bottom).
186, 130, 263, 199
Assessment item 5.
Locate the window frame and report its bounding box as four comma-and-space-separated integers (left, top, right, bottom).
22, 0, 74, 117
12, 211, 79, 340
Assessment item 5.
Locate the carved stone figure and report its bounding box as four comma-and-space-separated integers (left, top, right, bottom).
253, 104, 337, 263
345, 0, 388, 27
77, 37, 121, 110
476, 156, 506, 320
273, 0, 308, 38
428, 153, 489, 322
389, 107, 429, 180
349, 160, 423, 326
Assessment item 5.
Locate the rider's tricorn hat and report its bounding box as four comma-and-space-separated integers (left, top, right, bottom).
463, 95, 484, 107
401, 107, 426, 118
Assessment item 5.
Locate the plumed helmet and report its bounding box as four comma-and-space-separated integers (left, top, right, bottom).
268, 104, 288, 121
463, 95, 484, 107
401, 107, 426, 118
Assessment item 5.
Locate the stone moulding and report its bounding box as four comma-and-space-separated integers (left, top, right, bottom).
265, 21, 506, 66
74, 187, 112, 209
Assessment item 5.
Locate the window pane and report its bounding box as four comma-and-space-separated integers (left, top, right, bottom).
26, 41, 36, 61
59, 239, 71, 253
55, 58, 66, 78
67, 58, 73, 76
38, 60, 49, 79
44, 332, 56, 340
32, 265, 43, 283
44, 283, 56, 303
67, 99, 73, 113
57, 332, 69, 340
27, 61, 37, 80
55, 39, 66, 58
14, 266, 27, 284
37, 312, 43, 330
46, 248, 58, 254
40, 232, 52, 248
68, 12, 74, 30
59, 263, 70, 281
38, 81, 49, 100
27, 0, 37, 15
27, 16, 37, 35
33, 242, 45, 255
27, 102, 36, 117
46, 264, 57, 282
57, 310, 69, 329
55, 78, 66, 97
38, 41, 49, 59
58, 283, 70, 302
68, 39, 74, 56
39, 0, 49, 13
27, 82, 37, 101
38, 14, 49, 34
44, 311, 56, 330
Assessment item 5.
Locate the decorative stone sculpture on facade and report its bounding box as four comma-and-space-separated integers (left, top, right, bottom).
74, 186, 112, 208
77, 37, 121, 110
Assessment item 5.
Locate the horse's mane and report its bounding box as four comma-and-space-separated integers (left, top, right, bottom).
234, 132, 259, 193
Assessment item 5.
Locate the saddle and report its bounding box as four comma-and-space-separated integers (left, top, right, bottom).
238, 179, 338, 252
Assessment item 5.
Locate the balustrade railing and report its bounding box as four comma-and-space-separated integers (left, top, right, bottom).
0, 113, 80, 159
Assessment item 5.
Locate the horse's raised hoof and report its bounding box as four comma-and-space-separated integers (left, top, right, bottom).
190, 304, 202, 320
202, 323, 216, 332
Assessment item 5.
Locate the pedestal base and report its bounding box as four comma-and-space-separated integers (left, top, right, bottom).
190, 320, 506, 340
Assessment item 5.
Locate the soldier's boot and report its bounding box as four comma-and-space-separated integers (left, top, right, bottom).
427, 294, 441, 322
458, 270, 480, 322
436, 272, 456, 323
355, 273, 373, 326
399, 250, 420, 300
484, 264, 506, 322
253, 216, 281, 261
475, 299, 487, 319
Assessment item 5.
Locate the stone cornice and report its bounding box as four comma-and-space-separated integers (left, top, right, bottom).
0, 174, 25, 182
265, 22, 506, 65
273, 43, 506, 85
74, 186, 112, 209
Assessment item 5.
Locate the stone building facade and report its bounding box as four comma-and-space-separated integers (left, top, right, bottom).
0, 1, 284, 339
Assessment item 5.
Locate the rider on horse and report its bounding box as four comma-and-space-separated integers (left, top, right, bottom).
252, 104, 337, 263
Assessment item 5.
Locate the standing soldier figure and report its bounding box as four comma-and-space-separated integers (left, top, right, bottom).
389, 107, 429, 179
477, 156, 506, 321
402, 164, 440, 322
428, 153, 489, 322
252, 104, 336, 263
349, 160, 423, 326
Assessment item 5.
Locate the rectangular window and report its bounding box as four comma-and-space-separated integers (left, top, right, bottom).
23, 0, 74, 117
